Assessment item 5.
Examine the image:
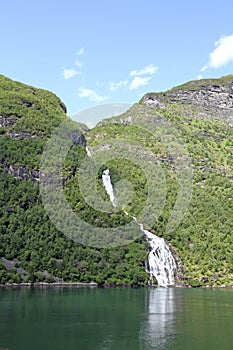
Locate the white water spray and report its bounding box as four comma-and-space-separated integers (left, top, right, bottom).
102, 169, 116, 207
139, 225, 176, 287
86, 146, 92, 157
101, 169, 177, 287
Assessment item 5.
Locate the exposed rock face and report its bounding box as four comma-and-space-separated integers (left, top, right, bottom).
2, 161, 39, 182
142, 94, 166, 108
142, 80, 233, 126
119, 115, 132, 124
69, 130, 86, 147
0, 114, 17, 128
166, 84, 233, 113
7, 131, 38, 140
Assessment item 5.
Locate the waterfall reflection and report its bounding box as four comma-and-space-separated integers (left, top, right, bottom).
140, 288, 176, 349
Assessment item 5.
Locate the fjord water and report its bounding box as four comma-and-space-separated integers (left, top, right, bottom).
0, 288, 232, 350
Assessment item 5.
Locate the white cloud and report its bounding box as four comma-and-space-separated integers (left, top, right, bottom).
74, 59, 83, 68
130, 64, 158, 77
129, 76, 151, 90
109, 80, 128, 91
76, 47, 85, 56
201, 34, 233, 71
197, 74, 203, 80
108, 64, 158, 92
62, 49, 86, 79
78, 87, 109, 103
63, 68, 79, 79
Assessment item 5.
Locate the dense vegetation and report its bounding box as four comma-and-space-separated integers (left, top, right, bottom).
0, 75, 148, 286
87, 119, 232, 286
0, 74, 232, 287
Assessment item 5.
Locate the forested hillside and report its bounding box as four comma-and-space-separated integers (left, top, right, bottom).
0, 74, 232, 287
0, 75, 148, 286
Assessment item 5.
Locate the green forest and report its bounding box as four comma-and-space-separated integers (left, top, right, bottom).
0, 74, 232, 287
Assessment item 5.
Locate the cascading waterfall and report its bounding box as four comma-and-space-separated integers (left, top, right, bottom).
101, 169, 177, 287
102, 169, 116, 207
86, 146, 92, 157
139, 225, 176, 287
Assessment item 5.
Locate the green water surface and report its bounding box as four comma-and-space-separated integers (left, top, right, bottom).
0, 287, 232, 349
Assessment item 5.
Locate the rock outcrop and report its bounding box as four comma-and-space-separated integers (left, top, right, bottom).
142, 75, 233, 126
2, 161, 39, 182
68, 129, 86, 147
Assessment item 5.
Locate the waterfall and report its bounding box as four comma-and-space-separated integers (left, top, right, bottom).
101, 169, 177, 287
86, 146, 92, 157
102, 169, 116, 207
139, 226, 176, 287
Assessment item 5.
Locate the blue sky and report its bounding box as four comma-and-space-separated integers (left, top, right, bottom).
1, 0, 233, 126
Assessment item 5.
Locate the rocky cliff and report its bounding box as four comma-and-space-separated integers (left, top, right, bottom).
142, 74, 233, 126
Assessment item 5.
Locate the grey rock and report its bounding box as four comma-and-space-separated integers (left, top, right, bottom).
0, 114, 17, 128
7, 131, 38, 140
143, 93, 166, 108
142, 82, 233, 126
69, 130, 86, 146
2, 161, 39, 182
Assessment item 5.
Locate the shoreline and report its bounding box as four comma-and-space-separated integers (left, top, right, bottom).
0, 282, 98, 288
0, 282, 232, 289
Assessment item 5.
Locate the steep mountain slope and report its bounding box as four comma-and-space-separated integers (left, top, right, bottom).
0, 75, 148, 286
86, 75, 233, 287
0, 74, 232, 287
